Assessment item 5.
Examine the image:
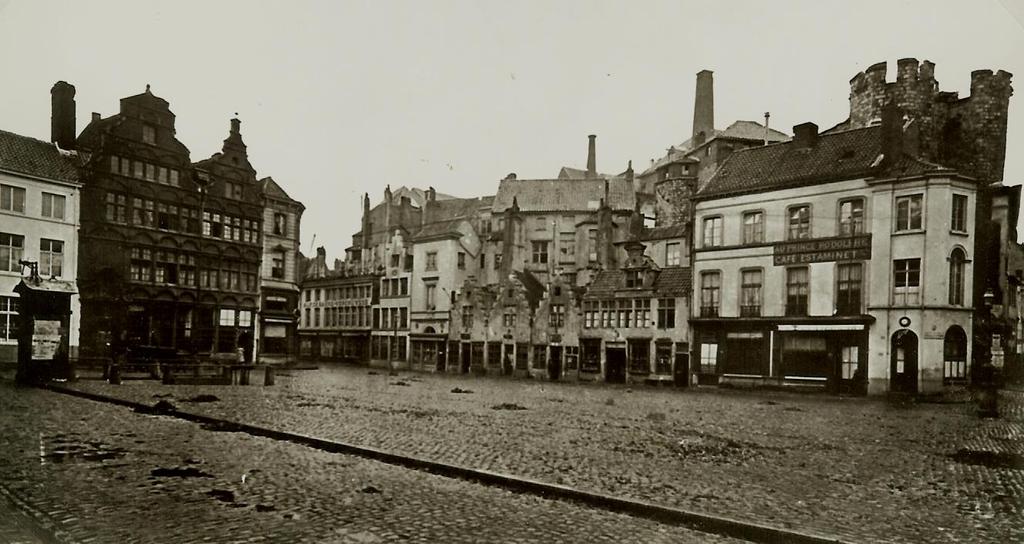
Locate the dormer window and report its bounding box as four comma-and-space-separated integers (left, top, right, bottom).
625, 270, 641, 288
142, 124, 156, 144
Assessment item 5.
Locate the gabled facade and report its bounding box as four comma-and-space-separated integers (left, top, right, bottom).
297, 246, 378, 362
257, 176, 304, 361
73, 83, 263, 359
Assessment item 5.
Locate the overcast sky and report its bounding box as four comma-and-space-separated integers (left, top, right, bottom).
2, 0, 1022, 254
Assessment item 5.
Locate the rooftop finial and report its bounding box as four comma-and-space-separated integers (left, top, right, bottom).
145, 84, 151, 93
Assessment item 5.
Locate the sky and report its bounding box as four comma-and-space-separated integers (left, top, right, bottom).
1, 0, 1023, 255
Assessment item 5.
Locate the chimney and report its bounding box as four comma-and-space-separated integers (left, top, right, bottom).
792, 122, 819, 149
763, 112, 771, 145
692, 70, 714, 143
625, 160, 634, 185
586, 135, 597, 177
91, 112, 101, 122
880, 103, 904, 165
50, 81, 76, 150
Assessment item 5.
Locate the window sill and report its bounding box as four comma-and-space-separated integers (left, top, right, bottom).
891, 229, 925, 236
950, 230, 969, 237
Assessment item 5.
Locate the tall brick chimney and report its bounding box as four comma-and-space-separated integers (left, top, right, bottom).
792, 122, 819, 149
692, 70, 714, 145
586, 135, 597, 178
50, 81, 76, 150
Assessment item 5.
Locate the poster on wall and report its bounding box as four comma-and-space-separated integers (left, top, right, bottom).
31, 320, 63, 360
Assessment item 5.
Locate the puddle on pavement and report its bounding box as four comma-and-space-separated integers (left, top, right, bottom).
151, 466, 214, 479
949, 449, 1024, 470
40, 434, 128, 465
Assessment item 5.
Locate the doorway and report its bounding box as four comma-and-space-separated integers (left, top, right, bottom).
502, 345, 514, 376
606, 347, 626, 384
549, 346, 562, 381
673, 352, 690, 387
460, 342, 471, 374
890, 330, 919, 394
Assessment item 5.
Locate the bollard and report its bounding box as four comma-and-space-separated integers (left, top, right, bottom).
264, 365, 275, 386
108, 363, 121, 385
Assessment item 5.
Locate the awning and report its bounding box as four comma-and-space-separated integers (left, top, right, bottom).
776, 324, 866, 331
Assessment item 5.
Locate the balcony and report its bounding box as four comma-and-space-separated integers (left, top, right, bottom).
699, 306, 719, 318
739, 305, 761, 317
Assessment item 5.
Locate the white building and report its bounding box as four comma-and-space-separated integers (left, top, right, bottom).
0, 129, 81, 361
691, 118, 977, 395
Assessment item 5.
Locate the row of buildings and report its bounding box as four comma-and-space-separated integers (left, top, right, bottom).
0, 82, 305, 364
299, 59, 1022, 395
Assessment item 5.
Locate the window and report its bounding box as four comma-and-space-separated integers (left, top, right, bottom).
224, 181, 243, 200
462, 305, 473, 329
624, 270, 641, 288
951, 194, 968, 232
534, 216, 547, 232
142, 124, 156, 144
657, 298, 675, 329
742, 211, 764, 244
0, 233, 24, 272
702, 217, 722, 247
559, 232, 575, 261
787, 205, 810, 240
786, 267, 809, 316
0, 296, 16, 342
399, 278, 408, 296
425, 283, 437, 310
588, 229, 598, 262
106, 193, 127, 224
273, 213, 287, 235
895, 194, 923, 231
949, 248, 966, 306
549, 304, 565, 328
133, 160, 144, 179
836, 263, 863, 315
457, 252, 466, 270
666, 242, 681, 266
219, 309, 237, 327
655, 342, 672, 375
943, 326, 968, 382
480, 253, 486, 270
39, 239, 63, 278
41, 193, 66, 220
0, 184, 25, 213
272, 252, 285, 279
493, 253, 501, 270
841, 346, 859, 380
628, 339, 650, 374
893, 258, 921, 305
425, 252, 437, 271
839, 199, 865, 236
700, 342, 718, 374
531, 241, 549, 264
740, 269, 762, 317
700, 272, 720, 317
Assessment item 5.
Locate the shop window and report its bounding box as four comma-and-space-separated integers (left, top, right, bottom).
787, 205, 811, 240
786, 267, 809, 316
700, 342, 718, 374
655, 342, 672, 374
943, 326, 968, 382
580, 339, 601, 373
532, 345, 546, 369
628, 340, 649, 374
838, 199, 865, 236
836, 263, 862, 315
565, 346, 579, 370
841, 346, 859, 380
895, 194, 923, 231
742, 211, 764, 244
893, 258, 921, 305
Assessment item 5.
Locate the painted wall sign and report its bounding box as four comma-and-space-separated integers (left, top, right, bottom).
773, 234, 871, 266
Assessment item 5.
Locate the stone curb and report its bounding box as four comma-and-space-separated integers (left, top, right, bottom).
41, 383, 852, 544
0, 482, 75, 544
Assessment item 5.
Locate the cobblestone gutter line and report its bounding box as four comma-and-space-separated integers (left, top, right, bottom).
41, 383, 851, 544
0, 482, 73, 544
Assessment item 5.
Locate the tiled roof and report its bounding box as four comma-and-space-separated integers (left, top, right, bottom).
699, 126, 885, 199
0, 129, 79, 182
390, 186, 457, 207
653, 266, 690, 296
260, 176, 302, 206
412, 219, 465, 240
493, 177, 635, 213
677, 120, 789, 151
514, 270, 545, 304
641, 224, 687, 241
584, 270, 623, 298
557, 166, 623, 180
429, 196, 492, 218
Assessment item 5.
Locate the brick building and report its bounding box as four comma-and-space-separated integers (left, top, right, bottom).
257, 176, 304, 361
71, 84, 264, 358
0, 118, 81, 362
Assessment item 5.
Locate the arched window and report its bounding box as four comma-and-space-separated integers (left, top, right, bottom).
943, 326, 968, 383
949, 248, 966, 306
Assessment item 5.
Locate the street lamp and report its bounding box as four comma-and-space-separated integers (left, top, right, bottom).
976, 288, 999, 418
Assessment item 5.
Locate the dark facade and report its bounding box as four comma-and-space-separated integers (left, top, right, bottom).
73, 86, 263, 358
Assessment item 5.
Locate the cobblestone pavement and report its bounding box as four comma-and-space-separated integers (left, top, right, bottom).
63, 364, 1024, 543
0, 492, 49, 544
0, 379, 739, 544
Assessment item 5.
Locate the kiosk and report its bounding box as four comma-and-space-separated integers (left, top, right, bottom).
14, 261, 77, 385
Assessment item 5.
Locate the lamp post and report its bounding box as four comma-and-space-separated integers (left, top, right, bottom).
976, 288, 999, 418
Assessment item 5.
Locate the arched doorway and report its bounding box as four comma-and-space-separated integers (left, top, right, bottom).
891, 330, 919, 393
943, 326, 968, 384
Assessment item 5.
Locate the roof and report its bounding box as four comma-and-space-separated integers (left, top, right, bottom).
557, 166, 625, 180
698, 126, 949, 199
493, 177, 635, 213
413, 196, 493, 240
640, 224, 687, 241
0, 129, 80, 183
412, 219, 466, 241
585, 267, 690, 298
513, 270, 545, 305
584, 270, 622, 298
641, 120, 789, 177
390, 186, 457, 207
260, 176, 303, 207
